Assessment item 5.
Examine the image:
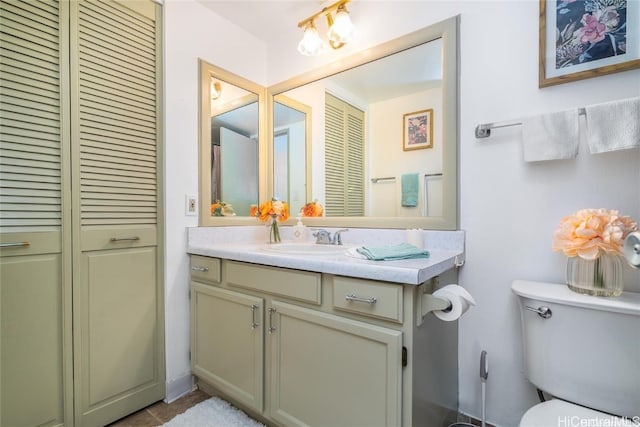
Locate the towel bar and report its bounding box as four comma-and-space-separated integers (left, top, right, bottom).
371, 176, 395, 183
476, 107, 586, 139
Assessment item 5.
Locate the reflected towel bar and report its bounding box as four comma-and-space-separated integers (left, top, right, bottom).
371, 176, 395, 183
475, 107, 586, 139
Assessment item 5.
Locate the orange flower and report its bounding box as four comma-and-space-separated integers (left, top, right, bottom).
210, 202, 221, 216
552, 208, 638, 260
301, 201, 324, 217
255, 198, 290, 222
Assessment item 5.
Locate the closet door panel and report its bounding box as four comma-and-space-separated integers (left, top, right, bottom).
71, 0, 164, 425
1, 254, 64, 427
78, 247, 159, 408
0, 0, 72, 425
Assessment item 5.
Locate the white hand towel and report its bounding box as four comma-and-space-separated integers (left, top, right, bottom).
585, 97, 640, 154
521, 110, 580, 162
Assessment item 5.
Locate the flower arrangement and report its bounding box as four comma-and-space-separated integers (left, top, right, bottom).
251, 198, 290, 243
552, 208, 637, 260
210, 200, 235, 216
301, 200, 324, 217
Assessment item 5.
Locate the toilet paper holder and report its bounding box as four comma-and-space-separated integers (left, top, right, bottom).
421, 294, 452, 313
417, 293, 452, 326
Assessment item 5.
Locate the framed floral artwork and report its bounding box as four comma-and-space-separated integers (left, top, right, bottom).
403, 109, 433, 151
539, 0, 640, 87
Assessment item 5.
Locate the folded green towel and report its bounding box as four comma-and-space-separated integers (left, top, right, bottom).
356, 242, 430, 261
401, 173, 419, 207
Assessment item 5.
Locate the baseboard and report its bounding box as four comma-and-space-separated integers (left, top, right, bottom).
165, 373, 195, 404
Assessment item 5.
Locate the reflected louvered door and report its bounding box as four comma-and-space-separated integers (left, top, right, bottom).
324, 93, 364, 217
70, 1, 164, 425
0, 1, 73, 426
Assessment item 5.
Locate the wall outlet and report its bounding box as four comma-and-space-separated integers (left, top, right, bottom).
185, 194, 198, 216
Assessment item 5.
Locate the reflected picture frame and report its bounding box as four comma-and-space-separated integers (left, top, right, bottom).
403, 108, 433, 151
539, 0, 640, 88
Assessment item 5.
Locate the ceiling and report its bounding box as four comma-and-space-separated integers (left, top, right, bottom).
197, 0, 329, 44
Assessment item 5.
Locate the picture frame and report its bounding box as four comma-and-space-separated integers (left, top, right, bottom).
402, 108, 433, 151
539, 0, 640, 88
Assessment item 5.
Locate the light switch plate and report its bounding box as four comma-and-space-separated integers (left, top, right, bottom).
185, 194, 198, 216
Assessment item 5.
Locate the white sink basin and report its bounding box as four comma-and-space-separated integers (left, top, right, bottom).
262, 243, 352, 256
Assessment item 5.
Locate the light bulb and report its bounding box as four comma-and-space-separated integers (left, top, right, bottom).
327, 6, 355, 44
297, 23, 325, 56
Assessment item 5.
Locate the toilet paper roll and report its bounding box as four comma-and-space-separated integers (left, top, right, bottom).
431, 284, 476, 322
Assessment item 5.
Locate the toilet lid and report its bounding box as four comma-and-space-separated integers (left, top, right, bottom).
520, 399, 635, 427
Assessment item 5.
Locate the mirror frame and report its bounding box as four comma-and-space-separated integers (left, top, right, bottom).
198, 59, 267, 226
267, 16, 459, 230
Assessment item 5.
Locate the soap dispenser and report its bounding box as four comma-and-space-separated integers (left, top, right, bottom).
293, 216, 307, 243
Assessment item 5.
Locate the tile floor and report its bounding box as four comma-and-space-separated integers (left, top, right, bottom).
107, 389, 211, 426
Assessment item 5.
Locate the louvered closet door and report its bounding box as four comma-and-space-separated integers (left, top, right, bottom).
325, 93, 364, 217
0, 1, 73, 426
70, 1, 164, 425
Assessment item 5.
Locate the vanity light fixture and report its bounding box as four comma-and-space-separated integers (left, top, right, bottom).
210, 81, 222, 100
297, 0, 355, 56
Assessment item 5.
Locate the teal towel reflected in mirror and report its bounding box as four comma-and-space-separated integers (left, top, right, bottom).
401, 173, 419, 207
356, 243, 430, 261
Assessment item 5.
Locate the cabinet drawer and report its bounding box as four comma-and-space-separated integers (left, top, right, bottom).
190, 256, 221, 284
226, 261, 321, 305
332, 277, 403, 323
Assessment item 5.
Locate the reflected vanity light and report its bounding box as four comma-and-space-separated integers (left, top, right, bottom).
297, 0, 355, 56
211, 81, 222, 100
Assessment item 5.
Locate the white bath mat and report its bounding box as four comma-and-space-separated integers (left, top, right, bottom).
161, 397, 265, 427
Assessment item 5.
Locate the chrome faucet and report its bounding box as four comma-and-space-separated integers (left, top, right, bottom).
331, 229, 348, 245
312, 229, 348, 245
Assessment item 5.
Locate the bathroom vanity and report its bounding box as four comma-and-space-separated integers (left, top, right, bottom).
187, 227, 465, 427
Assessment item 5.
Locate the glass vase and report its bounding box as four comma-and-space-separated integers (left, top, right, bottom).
566, 251, 624, 297
268, 215, 280, 244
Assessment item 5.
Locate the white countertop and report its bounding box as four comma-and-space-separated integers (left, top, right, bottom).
187, 227, 465, 285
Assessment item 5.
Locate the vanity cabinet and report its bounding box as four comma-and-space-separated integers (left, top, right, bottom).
189, 255, 459, 427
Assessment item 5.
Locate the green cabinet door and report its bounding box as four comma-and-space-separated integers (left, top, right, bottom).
191, 283, 264, 413
269, 300, 402, 427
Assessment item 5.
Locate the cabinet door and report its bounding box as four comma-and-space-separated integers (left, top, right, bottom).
269, 301, 402, 427
70, 0, 164, 425
191, 283, 264, 413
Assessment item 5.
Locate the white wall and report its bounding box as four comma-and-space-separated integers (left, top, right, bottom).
164, 0, 640, 424
163, 0, 267, 401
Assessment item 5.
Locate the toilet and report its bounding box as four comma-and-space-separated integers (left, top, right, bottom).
511, 280, 640, 427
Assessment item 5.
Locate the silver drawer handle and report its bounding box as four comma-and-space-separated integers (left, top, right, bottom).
268, 307, 276, 334
526, 305, 552, 319
250, 304, 259, 330
0, 241, 30, 248
345, 294, 378, 305
110, 236, 140, 242
191, 266, 209, 272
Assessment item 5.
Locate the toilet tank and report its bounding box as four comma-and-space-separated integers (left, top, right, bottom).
512, 280, 640, 418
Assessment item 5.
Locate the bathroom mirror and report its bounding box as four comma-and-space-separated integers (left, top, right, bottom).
199, 60, 267, 226
272, 94, 313, 216
267, 16, 458, 229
